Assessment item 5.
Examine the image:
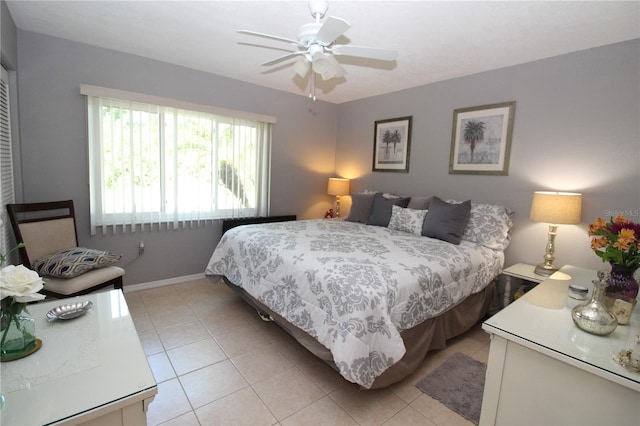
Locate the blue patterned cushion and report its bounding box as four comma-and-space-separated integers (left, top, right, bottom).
33, 247, 121, 278
388, 205, 427, 236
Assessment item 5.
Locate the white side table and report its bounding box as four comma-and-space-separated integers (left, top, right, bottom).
501, 263, 546, 307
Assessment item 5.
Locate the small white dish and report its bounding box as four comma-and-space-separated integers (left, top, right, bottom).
46, 300, 93, 321
568, 284, 588, 300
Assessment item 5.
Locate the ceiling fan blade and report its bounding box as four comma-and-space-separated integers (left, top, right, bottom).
332, 44, 397, 61
238, 30, 302, 47
315, 16, 350, 45
261, 51, 305, 66
294, 57, 311, 78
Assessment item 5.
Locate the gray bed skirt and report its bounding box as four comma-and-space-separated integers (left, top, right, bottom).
218, 275, 498, 389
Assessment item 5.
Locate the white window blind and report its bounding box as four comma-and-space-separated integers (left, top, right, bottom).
82, 86, 273, 235
0, 66, 16, 260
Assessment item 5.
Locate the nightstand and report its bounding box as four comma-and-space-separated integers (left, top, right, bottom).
501, 263, 546, 307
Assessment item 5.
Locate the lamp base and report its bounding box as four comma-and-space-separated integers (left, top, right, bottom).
534, 224, 559, 277
534, 263, 558, 277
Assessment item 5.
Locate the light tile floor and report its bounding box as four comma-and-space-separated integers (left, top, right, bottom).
125, 277, 490, 426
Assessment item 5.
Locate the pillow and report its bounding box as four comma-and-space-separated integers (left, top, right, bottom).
32, 247, 122, 278
346, 192, 379, 223
380, 192, 402, 199
407, 196, 431, 210
448, 201, 514, 250
388, 205, 427, 236
421, 197, 471, 244
367, 193, 410, 227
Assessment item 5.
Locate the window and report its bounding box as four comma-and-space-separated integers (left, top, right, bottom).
82, 85, 274, 234
1, 66, 17, 260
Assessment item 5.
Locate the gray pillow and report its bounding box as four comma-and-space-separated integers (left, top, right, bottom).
422, 197, 471, 244
407, 196, 431, 210
367, 193, 410, 227
346, 192, 378, 223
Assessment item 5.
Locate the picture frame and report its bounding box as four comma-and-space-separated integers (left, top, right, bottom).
372, 116, 412, 172
449, 101, 516, 175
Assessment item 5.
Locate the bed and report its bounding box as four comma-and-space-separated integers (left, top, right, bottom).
205, 194, 513, 389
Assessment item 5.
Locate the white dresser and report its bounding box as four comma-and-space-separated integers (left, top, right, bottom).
0, 290, 157, 425
480, 265, 640, 425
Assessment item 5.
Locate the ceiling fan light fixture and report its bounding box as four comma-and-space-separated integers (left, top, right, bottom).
239, 0, 398, 98
312, 51, 335, 77
314, 60, 335, 80
320, 71, 335, 81
294, 57, 311, 78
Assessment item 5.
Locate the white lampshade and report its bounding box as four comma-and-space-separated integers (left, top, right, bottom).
530, 191, 582, 225
327, 178, 350, 196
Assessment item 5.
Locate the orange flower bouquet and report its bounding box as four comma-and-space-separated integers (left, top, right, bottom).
589, 215, 640, 268
589, 214, 639, 299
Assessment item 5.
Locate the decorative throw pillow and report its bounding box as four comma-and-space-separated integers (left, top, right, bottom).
407, 196, 431, 210
446, 200, 514, 250
367, 193, 410, 227
422, 197, 471, 244
32, 247, 122, 278
346, 192, 379, 223
388, 205, 428, 236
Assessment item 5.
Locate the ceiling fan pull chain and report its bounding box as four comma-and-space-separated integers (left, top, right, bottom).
309, 74, 317, 101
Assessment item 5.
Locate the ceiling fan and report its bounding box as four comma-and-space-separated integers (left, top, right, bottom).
238, 0, 397, 99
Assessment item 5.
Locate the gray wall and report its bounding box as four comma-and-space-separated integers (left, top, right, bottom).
1, 0, 18, 69
336, 39, 640, 272
14, 30, 337, 285
10, 20, 640, 283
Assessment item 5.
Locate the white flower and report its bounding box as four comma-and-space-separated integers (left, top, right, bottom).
0, 265, 45, 303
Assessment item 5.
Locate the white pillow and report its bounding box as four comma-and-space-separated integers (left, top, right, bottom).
388, 205, 427, 236
447, 200, 514, 250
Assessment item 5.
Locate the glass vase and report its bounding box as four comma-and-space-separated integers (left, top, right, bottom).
0, 311, 37, 359
571, 275, 618, 336
605, 263, 639, 300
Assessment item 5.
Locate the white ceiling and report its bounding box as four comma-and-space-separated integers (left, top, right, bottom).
6, 1, 640, 104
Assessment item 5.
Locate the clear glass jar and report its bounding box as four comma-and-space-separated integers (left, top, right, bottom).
571, 272, 618, 336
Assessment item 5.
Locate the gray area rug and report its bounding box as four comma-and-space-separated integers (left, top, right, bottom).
415, 352, 486, 425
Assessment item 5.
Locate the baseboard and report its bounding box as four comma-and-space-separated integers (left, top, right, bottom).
123, 273, 207, 293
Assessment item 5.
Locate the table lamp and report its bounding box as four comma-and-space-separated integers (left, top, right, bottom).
529, 191, 582, 276
327, 178, 350, 217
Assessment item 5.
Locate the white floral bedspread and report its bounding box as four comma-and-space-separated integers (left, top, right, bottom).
205, 219, 503, 387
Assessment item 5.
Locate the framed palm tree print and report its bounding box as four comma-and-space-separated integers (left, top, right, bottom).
372, 116, 412, 172
449, 101, 515, 175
